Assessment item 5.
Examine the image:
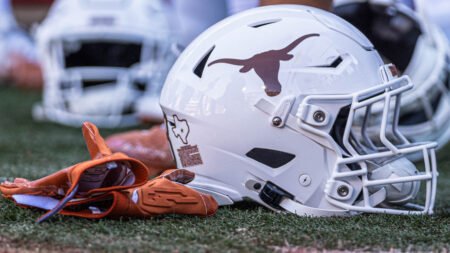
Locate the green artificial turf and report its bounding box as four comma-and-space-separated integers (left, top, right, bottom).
0, 86, 448, 252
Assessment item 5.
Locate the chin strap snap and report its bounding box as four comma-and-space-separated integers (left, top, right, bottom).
259, 182, 293, 210
257, 181, 351, 217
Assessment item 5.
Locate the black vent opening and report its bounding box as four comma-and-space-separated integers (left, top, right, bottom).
250, 19, 281, 28
329, 57, 343, 68
193, 46, 215, 78
315, 56, 344, 68
246, 148, 295, 168
82, 80, 115, 88
330, 105, 351, 154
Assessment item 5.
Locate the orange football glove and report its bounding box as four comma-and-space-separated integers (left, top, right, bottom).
0, 122, 151, 222
57, 169, 218, 218
9, 169, 217, 219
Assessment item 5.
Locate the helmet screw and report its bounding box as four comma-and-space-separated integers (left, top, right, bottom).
313, 111, 326, 123
337, 185, 349, 197
253, 183, 262, 190
299, 174, 312, 186
272, 117, 283, 127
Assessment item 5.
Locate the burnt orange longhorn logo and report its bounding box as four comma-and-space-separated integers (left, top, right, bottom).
208, 33, 320, 97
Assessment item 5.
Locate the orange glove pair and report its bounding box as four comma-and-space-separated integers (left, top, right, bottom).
0, 122, 217, 223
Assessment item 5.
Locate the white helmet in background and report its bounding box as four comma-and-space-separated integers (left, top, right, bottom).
33, 0, 177, 128
160, 5, 438, 216
334, 0, 450, 160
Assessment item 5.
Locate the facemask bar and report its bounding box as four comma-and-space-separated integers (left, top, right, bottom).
338, 76, 436, 214
300, 71, 437, 215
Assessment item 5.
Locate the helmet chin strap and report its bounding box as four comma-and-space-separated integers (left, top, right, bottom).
36, 184, 79, 223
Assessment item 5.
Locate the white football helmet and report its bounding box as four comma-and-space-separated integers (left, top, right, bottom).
334, 0, 450, 161
33, 0, 176, 128
160, 5, 438, 216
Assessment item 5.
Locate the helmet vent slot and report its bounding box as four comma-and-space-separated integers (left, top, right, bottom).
328, 56, 343, 68
249, 19, 281, 28
246, 148, 295, 168
193, 46, 215, 78
314, 56, 343, 68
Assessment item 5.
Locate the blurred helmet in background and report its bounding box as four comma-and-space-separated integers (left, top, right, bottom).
33, 0, 177, 128
334, 0, 450, 161
160, 5, 437, 216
